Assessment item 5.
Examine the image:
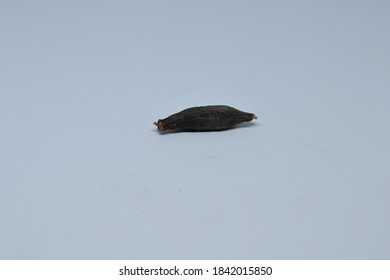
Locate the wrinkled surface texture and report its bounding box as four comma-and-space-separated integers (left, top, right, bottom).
155, 105, 257, 132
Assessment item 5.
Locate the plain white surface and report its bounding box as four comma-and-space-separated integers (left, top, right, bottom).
1, 1, 389, 259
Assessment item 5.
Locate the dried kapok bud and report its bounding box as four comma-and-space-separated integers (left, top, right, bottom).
153, 105, 257, 132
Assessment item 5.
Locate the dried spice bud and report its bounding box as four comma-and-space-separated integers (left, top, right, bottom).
153, 105, 257, 132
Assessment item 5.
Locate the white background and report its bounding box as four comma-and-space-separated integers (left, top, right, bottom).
1, 260, 390, 280
1, 0, 389, 259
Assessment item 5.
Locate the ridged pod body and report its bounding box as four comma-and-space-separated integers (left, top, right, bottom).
154, 105, 257, 132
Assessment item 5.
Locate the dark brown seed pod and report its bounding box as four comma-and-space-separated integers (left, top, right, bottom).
153, 105, 257, 132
